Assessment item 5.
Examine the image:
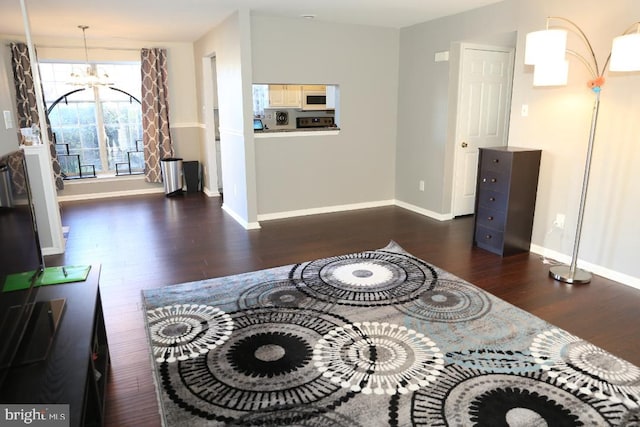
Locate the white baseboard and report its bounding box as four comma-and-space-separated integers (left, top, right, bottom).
393, 200, 454, 221
255, 199, 453, 223
222, 204, 261, 230
202, 186, 221, 198
530, 244, 640, 291
58, 187, 165, 202
257, 200, 395, 222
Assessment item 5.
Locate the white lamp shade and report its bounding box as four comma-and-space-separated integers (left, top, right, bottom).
610, 33, 640, 72
533, 60, 569, 86
525, 29, 568, 65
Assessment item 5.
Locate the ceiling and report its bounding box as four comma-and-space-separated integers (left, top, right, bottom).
0, 0, 504, 42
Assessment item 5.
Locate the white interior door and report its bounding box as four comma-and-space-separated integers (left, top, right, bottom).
452, 44, 514, 216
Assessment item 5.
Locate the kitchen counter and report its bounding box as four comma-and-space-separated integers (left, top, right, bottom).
254, 127, 340, 138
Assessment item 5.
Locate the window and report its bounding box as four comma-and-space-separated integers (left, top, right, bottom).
40, 63, 143, 177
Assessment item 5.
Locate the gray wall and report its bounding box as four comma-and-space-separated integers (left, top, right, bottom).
396, 1, 519, 214
0, 43, 19, 157
397, 0, 640, 281
250, 16, 399, 216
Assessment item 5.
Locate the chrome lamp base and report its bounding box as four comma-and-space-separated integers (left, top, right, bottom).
549, 265, 592, 284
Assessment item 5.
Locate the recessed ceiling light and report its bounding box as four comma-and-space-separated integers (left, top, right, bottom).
301, 14, 316, 20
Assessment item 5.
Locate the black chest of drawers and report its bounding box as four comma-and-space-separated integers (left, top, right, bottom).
473, 146, 541, 256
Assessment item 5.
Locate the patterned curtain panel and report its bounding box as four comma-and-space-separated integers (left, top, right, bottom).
10, 42, 64, 190
141, 48, 174, 183
2, 151, 27, 197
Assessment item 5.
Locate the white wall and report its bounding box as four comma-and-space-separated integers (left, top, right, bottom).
397, 0, 640, 282
194, 10, 259, 228
250, 16, 399, 216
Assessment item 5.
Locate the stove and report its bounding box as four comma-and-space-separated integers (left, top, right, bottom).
296, 116, 335, 128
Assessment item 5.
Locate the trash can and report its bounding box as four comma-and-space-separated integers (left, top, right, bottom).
0, 164, 13, 208
160, 157, 183, 196
183, 160, 200, 193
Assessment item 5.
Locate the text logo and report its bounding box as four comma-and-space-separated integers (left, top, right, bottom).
0, 405, 69, 426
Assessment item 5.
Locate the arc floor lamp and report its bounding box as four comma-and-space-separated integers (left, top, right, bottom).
524, 17, 640, 284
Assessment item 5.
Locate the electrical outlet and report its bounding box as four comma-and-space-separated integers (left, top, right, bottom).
419, 180, 425, 192
554, 213, 565, 229
521, 104, 529, 117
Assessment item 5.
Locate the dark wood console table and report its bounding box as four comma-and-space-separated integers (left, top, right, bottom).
0, 264, 109, 426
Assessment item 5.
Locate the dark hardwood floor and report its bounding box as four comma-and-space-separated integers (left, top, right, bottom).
46, 193, 640, 426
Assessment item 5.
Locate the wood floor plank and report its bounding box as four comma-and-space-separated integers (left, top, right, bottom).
44, 193, 640, 426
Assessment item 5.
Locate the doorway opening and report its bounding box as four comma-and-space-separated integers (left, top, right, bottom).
203, 54, 222, 196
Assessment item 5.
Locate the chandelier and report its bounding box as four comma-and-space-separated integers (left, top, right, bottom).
68, 25, 113, 87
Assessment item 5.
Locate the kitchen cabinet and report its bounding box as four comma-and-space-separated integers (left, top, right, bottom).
473, 146, 541, 256
301, 85, 325, 92
269, 84, 302, 108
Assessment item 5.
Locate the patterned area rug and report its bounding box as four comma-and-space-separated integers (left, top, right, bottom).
141, 242, 640, 426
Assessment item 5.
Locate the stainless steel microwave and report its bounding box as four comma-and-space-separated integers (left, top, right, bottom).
302, 90, 327, 110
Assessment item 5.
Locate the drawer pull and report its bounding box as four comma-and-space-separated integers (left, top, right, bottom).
493, 159, 499, 163
487, 216, 494, 221
485, 234, 492, 240
491, 178, 497, 183
489, 197, 496, 202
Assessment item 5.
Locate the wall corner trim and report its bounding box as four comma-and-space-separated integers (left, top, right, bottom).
222, 203, 261, 230
393, 200, 454, 221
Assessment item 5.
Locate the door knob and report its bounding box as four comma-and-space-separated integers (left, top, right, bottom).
461, 142, 468, 148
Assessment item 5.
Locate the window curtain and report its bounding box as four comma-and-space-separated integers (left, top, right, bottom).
3, 151, 27, 197
10, 42, 64, 190
140, 48, 173, 183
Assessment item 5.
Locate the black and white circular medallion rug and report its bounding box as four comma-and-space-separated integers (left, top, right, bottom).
140, 244, 640, 426
290, 250, 438, 307
313, 321, 445, 395
407, 365, 623, 426
234, 405, 363, 426
531, 328, 640, 407
147, 304, 234, 363
237, 278, 323, 310
159, 307, 363, 423
395, 278, 491, 323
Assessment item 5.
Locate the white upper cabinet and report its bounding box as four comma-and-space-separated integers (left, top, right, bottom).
269, 85, 302, 108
